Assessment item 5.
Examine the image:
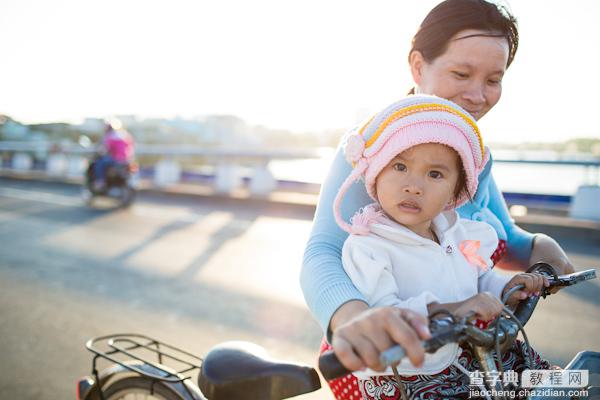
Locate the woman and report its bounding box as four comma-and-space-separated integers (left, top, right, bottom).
300, 0, 575, 393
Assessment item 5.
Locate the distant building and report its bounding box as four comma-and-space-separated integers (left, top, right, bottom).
115, 115, 138, 127
204, 115, 258, 147
1, 117, 30, 140
76, 118, 105, 134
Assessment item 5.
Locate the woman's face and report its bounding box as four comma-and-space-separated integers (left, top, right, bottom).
410, 29, 510, 121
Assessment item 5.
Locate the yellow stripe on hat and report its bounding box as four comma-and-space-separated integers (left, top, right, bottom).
360, 103, 484, 156
358, 114, 376, 137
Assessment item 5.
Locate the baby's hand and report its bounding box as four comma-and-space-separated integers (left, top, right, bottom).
503, 273, 550, 307
454, 292, 504, 322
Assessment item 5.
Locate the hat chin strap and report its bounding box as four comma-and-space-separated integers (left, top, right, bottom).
333, 159, 369, 234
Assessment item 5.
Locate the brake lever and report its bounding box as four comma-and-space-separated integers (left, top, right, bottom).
546, 269, 596, 287
540, 268, 596, 298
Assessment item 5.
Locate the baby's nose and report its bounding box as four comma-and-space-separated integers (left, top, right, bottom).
403, 185, 422, 195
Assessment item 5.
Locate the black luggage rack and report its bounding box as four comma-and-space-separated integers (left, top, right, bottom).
86, 333, 203, 385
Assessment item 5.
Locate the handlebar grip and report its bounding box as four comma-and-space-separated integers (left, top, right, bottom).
513, 292, 541, 327
380, 345, 406, 367
318, 350, 352, 380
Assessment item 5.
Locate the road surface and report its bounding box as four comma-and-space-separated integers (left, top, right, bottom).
0, 177, 599, 399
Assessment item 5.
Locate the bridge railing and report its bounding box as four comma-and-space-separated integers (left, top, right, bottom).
1, 141, 599, 220
490, 158, 600, 220
0, 141, 320, 196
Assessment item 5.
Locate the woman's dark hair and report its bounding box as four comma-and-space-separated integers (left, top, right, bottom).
410, 0, 519, 67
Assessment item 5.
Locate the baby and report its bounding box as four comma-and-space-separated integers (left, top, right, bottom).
332, 95, 549, 399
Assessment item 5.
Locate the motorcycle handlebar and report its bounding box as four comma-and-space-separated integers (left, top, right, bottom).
318, 310, 522, 380
318, 317, 462, 380
318, 265, 595, 381
318, 352, 352, 381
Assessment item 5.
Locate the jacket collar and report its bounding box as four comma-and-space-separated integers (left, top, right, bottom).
369, 210, 460, 245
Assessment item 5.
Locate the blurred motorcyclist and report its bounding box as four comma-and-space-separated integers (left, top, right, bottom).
93, 120, 135, 191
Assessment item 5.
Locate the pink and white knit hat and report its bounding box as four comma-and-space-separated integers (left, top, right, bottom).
334, 94, 489, 234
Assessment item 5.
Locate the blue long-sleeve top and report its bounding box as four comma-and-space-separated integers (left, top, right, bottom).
300, 141, 535, 334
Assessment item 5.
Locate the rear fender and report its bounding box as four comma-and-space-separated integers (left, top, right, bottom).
76, 360, 204, 400
77, 362, 132, 400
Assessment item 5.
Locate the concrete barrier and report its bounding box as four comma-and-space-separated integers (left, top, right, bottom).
66, 156, 87, 178
11, 153, 33, 171
46, 154, 68, 176
154, 158, 181, 187
249, 165, 276, 196
215, 163, 242, 194
570, 185, 600, 221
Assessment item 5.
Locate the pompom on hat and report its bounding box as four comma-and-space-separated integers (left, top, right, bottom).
334, 94, 490, 234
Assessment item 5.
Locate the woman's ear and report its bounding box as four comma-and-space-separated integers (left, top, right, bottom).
409, 50, 425, 86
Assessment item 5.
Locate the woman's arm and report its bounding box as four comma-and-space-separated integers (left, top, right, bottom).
485, 170, 535, 269
486, 172, 575, 274
529, 234, 575, 275
300, 142, 373, 334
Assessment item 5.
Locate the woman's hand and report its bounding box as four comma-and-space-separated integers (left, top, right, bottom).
529, 234, 575, 293
330, 302, 431, 372
502, 272, 550, 307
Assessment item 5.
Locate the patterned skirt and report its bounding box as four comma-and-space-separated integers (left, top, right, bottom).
319, 338, 550, 400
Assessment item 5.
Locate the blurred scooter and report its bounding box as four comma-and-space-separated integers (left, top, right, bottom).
79, 135, 138, 208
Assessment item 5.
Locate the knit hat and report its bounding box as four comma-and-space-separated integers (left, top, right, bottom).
334, 94, 489, 234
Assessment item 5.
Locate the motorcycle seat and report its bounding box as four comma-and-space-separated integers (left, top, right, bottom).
198, 341, 321, 400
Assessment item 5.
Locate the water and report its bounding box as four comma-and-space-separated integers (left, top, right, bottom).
269, 148, 599, 196
491, 163, 593, 196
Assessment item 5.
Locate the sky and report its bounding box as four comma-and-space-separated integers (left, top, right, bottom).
1, 0, 599, 143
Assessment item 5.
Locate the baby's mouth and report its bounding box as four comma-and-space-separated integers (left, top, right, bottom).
398, 200, 421, 212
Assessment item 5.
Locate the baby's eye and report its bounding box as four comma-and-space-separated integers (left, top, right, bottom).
429, 170, 443, 179
393, 163, 407, 172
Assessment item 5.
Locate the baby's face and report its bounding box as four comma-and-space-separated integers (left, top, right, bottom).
375, 143, 460, 237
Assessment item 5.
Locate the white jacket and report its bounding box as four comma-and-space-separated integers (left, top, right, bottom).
342, 209, 512, 377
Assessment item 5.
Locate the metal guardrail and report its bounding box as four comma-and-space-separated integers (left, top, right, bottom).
493, 158, 600, 168
0, 141, 322, 195
492, 158, 600, 187
1, 140, 598, 165
1, 141, 599, 220
0, 141, 321, 159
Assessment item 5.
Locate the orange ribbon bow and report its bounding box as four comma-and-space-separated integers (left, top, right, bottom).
459, 240, 488, 271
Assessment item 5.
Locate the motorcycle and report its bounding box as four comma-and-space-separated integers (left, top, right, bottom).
76, 264, 598, 400
82, 155, 137, 208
